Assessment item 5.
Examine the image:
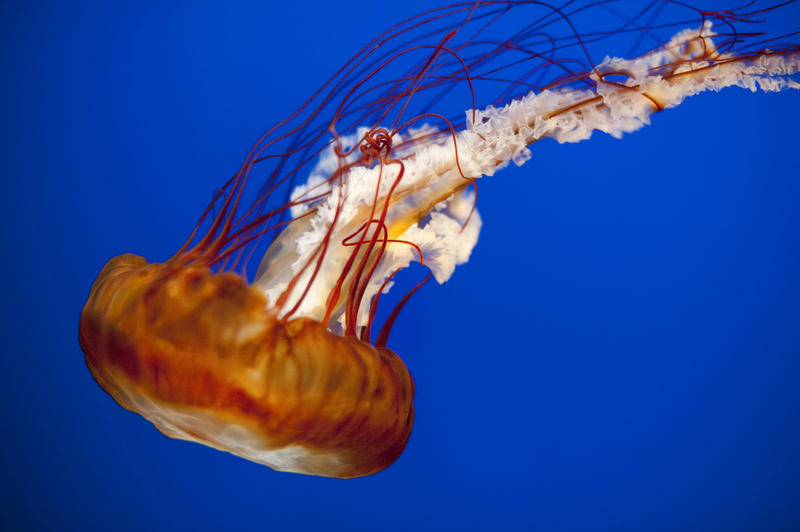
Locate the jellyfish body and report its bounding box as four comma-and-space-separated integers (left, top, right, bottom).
80, 1, 799, 478
80, 255, 414, 478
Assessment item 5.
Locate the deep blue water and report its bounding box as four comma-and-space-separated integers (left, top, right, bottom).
3, 1, 800, 530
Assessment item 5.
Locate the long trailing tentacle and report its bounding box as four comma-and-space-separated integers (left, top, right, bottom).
174, 1, 799, 341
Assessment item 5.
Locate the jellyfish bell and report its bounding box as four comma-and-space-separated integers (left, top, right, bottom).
80, 255, 415, 478
79, 1, 800, 478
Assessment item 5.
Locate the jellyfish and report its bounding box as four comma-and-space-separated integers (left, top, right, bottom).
79, 1, 799, 478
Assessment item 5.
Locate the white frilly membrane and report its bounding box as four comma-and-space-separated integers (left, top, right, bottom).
255, 22, 799, 333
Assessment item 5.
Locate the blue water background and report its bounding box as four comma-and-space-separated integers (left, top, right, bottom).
3, 1, 800, 530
